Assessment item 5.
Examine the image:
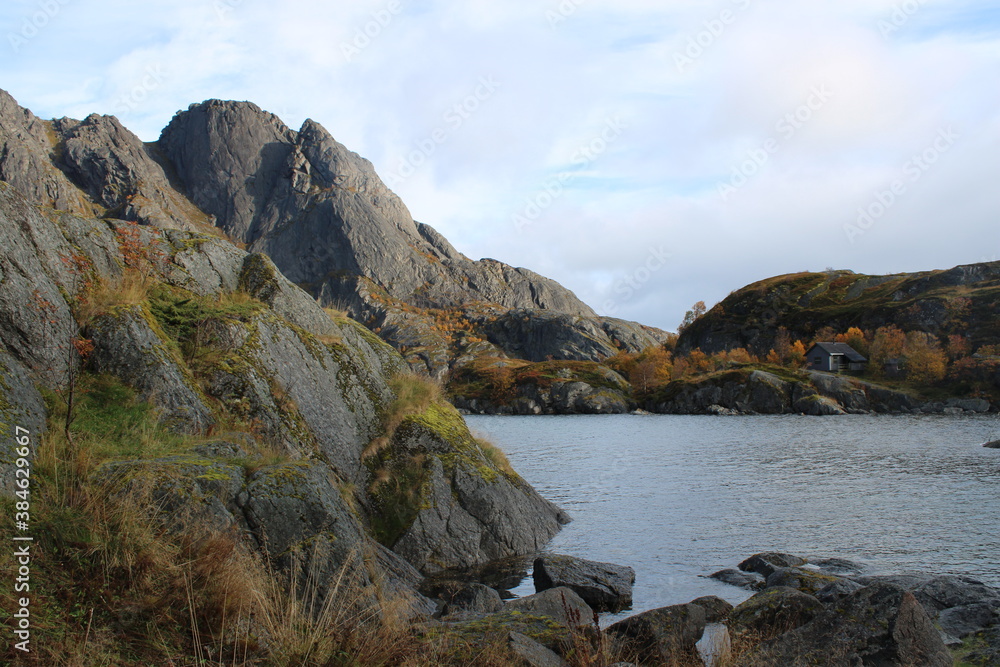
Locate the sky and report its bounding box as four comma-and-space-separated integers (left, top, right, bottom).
2, 0, 999, 331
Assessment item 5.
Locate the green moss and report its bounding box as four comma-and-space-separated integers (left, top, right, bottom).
367, 452, 431, 547
57, 374, 188, 461
366, 399, 521, 546
451, 611, 569, 647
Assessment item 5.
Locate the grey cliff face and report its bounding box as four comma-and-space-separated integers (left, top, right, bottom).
0, 175, 569, 607
2, 89, 667, 376
156, 99, 596, 317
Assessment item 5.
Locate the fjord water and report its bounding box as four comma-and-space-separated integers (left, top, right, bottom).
465, 413, 1000, 618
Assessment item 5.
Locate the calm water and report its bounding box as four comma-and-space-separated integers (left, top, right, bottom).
464, 413, 1000, 620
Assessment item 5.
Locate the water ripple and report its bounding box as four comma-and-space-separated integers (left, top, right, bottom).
467, 413, 1000, 615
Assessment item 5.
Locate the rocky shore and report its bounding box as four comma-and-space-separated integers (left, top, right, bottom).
452, 366, 995, 417
421, 551, 1000, 666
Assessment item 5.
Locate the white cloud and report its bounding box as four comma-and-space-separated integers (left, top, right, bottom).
1, 0, 998, 331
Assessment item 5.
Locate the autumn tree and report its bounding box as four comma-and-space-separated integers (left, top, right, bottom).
811, 326, 837, 346
678, 301, 707, 334
835, 327, 869, 357
719, 347, 757, 365
685, 348, 712, 375
904, 332, 948, 384
629, 347, 672, 394
868, 326, 907, 375
945, 334, 970, 361
788, 340, 807, 367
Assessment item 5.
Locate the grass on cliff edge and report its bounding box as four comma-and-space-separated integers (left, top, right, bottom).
0, 374, 580, 666
365, 373, 519, 548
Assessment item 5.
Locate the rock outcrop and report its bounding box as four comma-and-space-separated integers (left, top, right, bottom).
645, 366, 922, 415
0, 90, 668, 379
381, 403, 570, 573
677, 265, 1000, 357
0, 178, 569, 615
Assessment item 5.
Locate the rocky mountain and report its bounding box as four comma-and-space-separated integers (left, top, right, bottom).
0, 175, 569, 609
677, 264, 1000, 356
0, 90, 667, 377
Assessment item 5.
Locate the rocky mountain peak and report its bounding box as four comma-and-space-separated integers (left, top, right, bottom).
1, 89, 670, 376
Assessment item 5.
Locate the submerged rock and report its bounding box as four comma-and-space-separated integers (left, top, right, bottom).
708, 568, 765, 591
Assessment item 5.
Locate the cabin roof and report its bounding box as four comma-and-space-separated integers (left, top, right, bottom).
808, 342, 867, 362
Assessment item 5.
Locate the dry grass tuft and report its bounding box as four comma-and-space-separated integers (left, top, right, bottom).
73, 269, 156, 324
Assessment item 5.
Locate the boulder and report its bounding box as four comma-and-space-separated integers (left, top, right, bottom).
726, 587, 823, 639
441, 583, 504, 620
738, 552, 806, 578
708, 568, 765, 591
690, 596, 735, 623
765, 566, 847, 596
815, 578, 865, 604
738, 582, 953, 667
938, 601, 1000, 639
445, 587, 594, 655
508, 631, 569, 667
533, 554, 635, 612
607, 603, 707, 666
912, 575, 1000, 619
506, 587, 596, 629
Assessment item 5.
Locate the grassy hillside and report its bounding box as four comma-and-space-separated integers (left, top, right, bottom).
677, 263, 1000, 355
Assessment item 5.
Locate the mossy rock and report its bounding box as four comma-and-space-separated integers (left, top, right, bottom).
726, 586, 824, 640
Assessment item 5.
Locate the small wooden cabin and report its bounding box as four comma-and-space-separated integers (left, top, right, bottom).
805, 342, 867, 372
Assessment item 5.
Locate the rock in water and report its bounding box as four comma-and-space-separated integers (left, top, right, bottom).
708, 568, 765, 591
738, 552, 807, 578
533, 554, 635, 612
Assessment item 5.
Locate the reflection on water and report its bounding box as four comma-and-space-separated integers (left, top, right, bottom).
465, 413, 1000, 619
